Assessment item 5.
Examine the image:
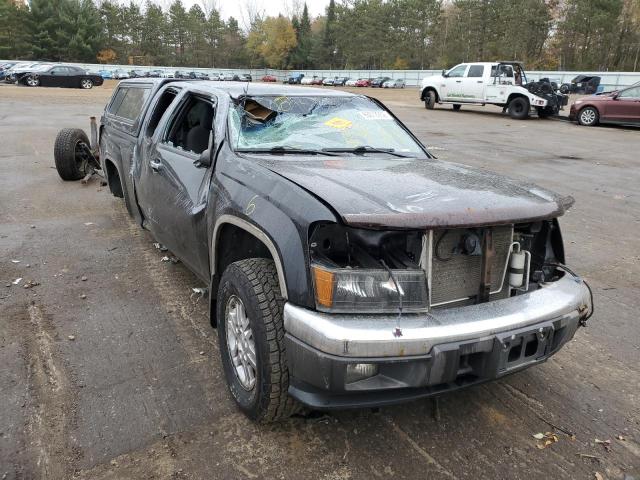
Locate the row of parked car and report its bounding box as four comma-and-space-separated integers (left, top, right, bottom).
1, 61, 104, 89
275, 73, 406, 88
101, 69, 253, 82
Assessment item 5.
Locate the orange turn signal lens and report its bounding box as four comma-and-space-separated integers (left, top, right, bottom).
312, 266, 335, 308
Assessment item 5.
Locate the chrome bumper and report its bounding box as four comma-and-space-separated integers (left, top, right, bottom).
284, 275, 591, 358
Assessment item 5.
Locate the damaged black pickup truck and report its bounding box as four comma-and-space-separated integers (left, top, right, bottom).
54, 79, 593, 422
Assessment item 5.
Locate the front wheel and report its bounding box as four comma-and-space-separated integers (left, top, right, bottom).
26, 75, 40, 87
578, 106, 599, 126
80, 78, 93, 89
217, 258, 300, 423
424, 90, 436, 109
508, 97, 529, 119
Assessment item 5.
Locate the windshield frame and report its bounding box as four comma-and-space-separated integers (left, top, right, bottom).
226, 93, 432, 159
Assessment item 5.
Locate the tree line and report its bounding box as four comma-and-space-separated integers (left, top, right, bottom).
1, 0, 639, 71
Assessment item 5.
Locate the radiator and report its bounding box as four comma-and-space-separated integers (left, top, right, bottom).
429, 226, 513, 307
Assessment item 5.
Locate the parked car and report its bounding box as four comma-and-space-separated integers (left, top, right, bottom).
222, 73, 236, 81
311, 77, 324, 85
333, 77, 350, 86
4, 62, 46, 83
194, 72, 210, 80
112, 69, 130, 80
561, 75, 601, 95
300, 76, 316, 85
383, 78, 405, 89
130, 69, 147, 78
54, 79, 592, 423
96, 69, 113, 79
345, 78, 358, 87
569, 82, 640, 126
0, 62, 18, 80
370, 76, 391, 87
261, 74, 277, 82
17, 64, 104, 89
237, 73, 252, 82
287, 73, 304, 84
355, 78, 371, 87
420, 61, 568, 119
146, 70, 163, 78
322, 77, 337, 86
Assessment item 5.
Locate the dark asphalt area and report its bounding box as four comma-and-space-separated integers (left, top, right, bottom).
1, 82, 639, 480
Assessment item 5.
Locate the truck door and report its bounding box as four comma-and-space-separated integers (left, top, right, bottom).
461, 64, 486, 101
485, 65, 509, 104
442, 64, 468, 101
604, 86, 640, 123
138, 92, 216, 278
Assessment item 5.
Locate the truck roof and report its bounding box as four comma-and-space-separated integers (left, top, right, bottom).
119, 78, 354, 99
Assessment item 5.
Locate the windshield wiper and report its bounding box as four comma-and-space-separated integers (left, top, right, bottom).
236, 146, 339, 156
322, 146, 413, 158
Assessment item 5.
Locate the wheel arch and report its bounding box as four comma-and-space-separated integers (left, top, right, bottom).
104, 158, 124, 198
506, 92, 530, 105
421, 86, 440, 102
211, 215, 288, 301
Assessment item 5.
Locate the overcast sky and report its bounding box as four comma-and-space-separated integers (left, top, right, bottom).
157, 0, 330, 28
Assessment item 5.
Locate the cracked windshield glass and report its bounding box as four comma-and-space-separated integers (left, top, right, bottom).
229, 95, 426, 156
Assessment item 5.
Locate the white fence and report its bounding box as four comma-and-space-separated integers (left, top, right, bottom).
3, 59, 639, 90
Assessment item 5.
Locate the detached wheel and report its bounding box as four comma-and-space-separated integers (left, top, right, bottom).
54, 128, 91, 181
26, 75, 40, 87
578, 106, 599, 126
217, 258, 299, 423
452, 104, 461, 111
80, 78, 93, 89
508, 96, 529, 119
424, 90, 436, 110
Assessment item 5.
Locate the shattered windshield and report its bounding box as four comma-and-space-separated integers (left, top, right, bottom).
229, 95, 426, 156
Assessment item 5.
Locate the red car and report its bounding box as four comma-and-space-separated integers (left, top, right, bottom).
261, 74, 277, 83
355, 78, 371, 87
570, 82, 640, 126
311, 77, 324, 85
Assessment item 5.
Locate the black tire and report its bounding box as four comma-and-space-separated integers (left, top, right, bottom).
424, 90, 436, 109
560, 84, 570, 95
508, 96, 529, 119
25, 75, 40, 87
452, 104, 461, 111
217, 258, 299, 423
80, 78, 93, 89
54, 128, 91, 181
577, 106, 599, 127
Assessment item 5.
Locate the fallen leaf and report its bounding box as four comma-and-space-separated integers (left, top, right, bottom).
534, 432, 559, 449
68, 335, 76, 341
594, 472, 604, 480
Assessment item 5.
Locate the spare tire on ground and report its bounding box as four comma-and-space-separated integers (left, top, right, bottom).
54, 128, 92, 181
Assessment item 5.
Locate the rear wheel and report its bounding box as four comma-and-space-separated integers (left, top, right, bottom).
424, 90, 436, 110
80, 78, 93, 89
54, 128, 91, 181
217, 258, 299, 423
452, 104, 461, 111
508, 97, 529, 119
578, 106, 599, 126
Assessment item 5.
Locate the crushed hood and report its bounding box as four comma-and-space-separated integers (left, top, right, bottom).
254, 156, 573, 229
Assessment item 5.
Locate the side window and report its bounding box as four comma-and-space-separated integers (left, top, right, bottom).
447, 64, 467, 78
162, 95, 214, 155
145, 88, 180, 137
467, 65, 484, 78
619, 87, 640, 98
108, 87, 151, 122
50, 67, 68, 75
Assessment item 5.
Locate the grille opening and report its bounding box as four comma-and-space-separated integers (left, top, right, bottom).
508, 342, 522, 362
525, 337, 539, 357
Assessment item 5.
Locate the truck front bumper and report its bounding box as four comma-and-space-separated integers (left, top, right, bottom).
283, 275, 591, 409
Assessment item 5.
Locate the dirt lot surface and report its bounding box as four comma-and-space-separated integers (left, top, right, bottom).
1, 81, 639, 480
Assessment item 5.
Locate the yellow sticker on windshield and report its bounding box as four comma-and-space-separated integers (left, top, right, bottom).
324, 117, 352, 129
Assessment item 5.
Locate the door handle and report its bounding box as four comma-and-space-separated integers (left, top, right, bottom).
477, 80, 483, 83
149, 159, 163, 172
456, 80, 462, 83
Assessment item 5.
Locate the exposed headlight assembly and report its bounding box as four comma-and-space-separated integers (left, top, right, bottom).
312, 264, 428, 313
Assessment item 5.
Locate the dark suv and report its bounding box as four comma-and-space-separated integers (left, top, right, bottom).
53, 79, 592, 422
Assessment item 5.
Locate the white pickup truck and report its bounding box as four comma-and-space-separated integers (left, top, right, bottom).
420, 61, 568, 119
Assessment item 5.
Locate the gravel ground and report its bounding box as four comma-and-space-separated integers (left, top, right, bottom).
0, 81, 639, 480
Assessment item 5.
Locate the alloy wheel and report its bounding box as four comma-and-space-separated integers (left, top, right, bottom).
225, 295, 257, 390
580, 108, 596, 125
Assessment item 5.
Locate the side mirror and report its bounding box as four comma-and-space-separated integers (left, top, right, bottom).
194, 148, 212, 168
611, 92, 619, 100
441, 69, 448, 77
